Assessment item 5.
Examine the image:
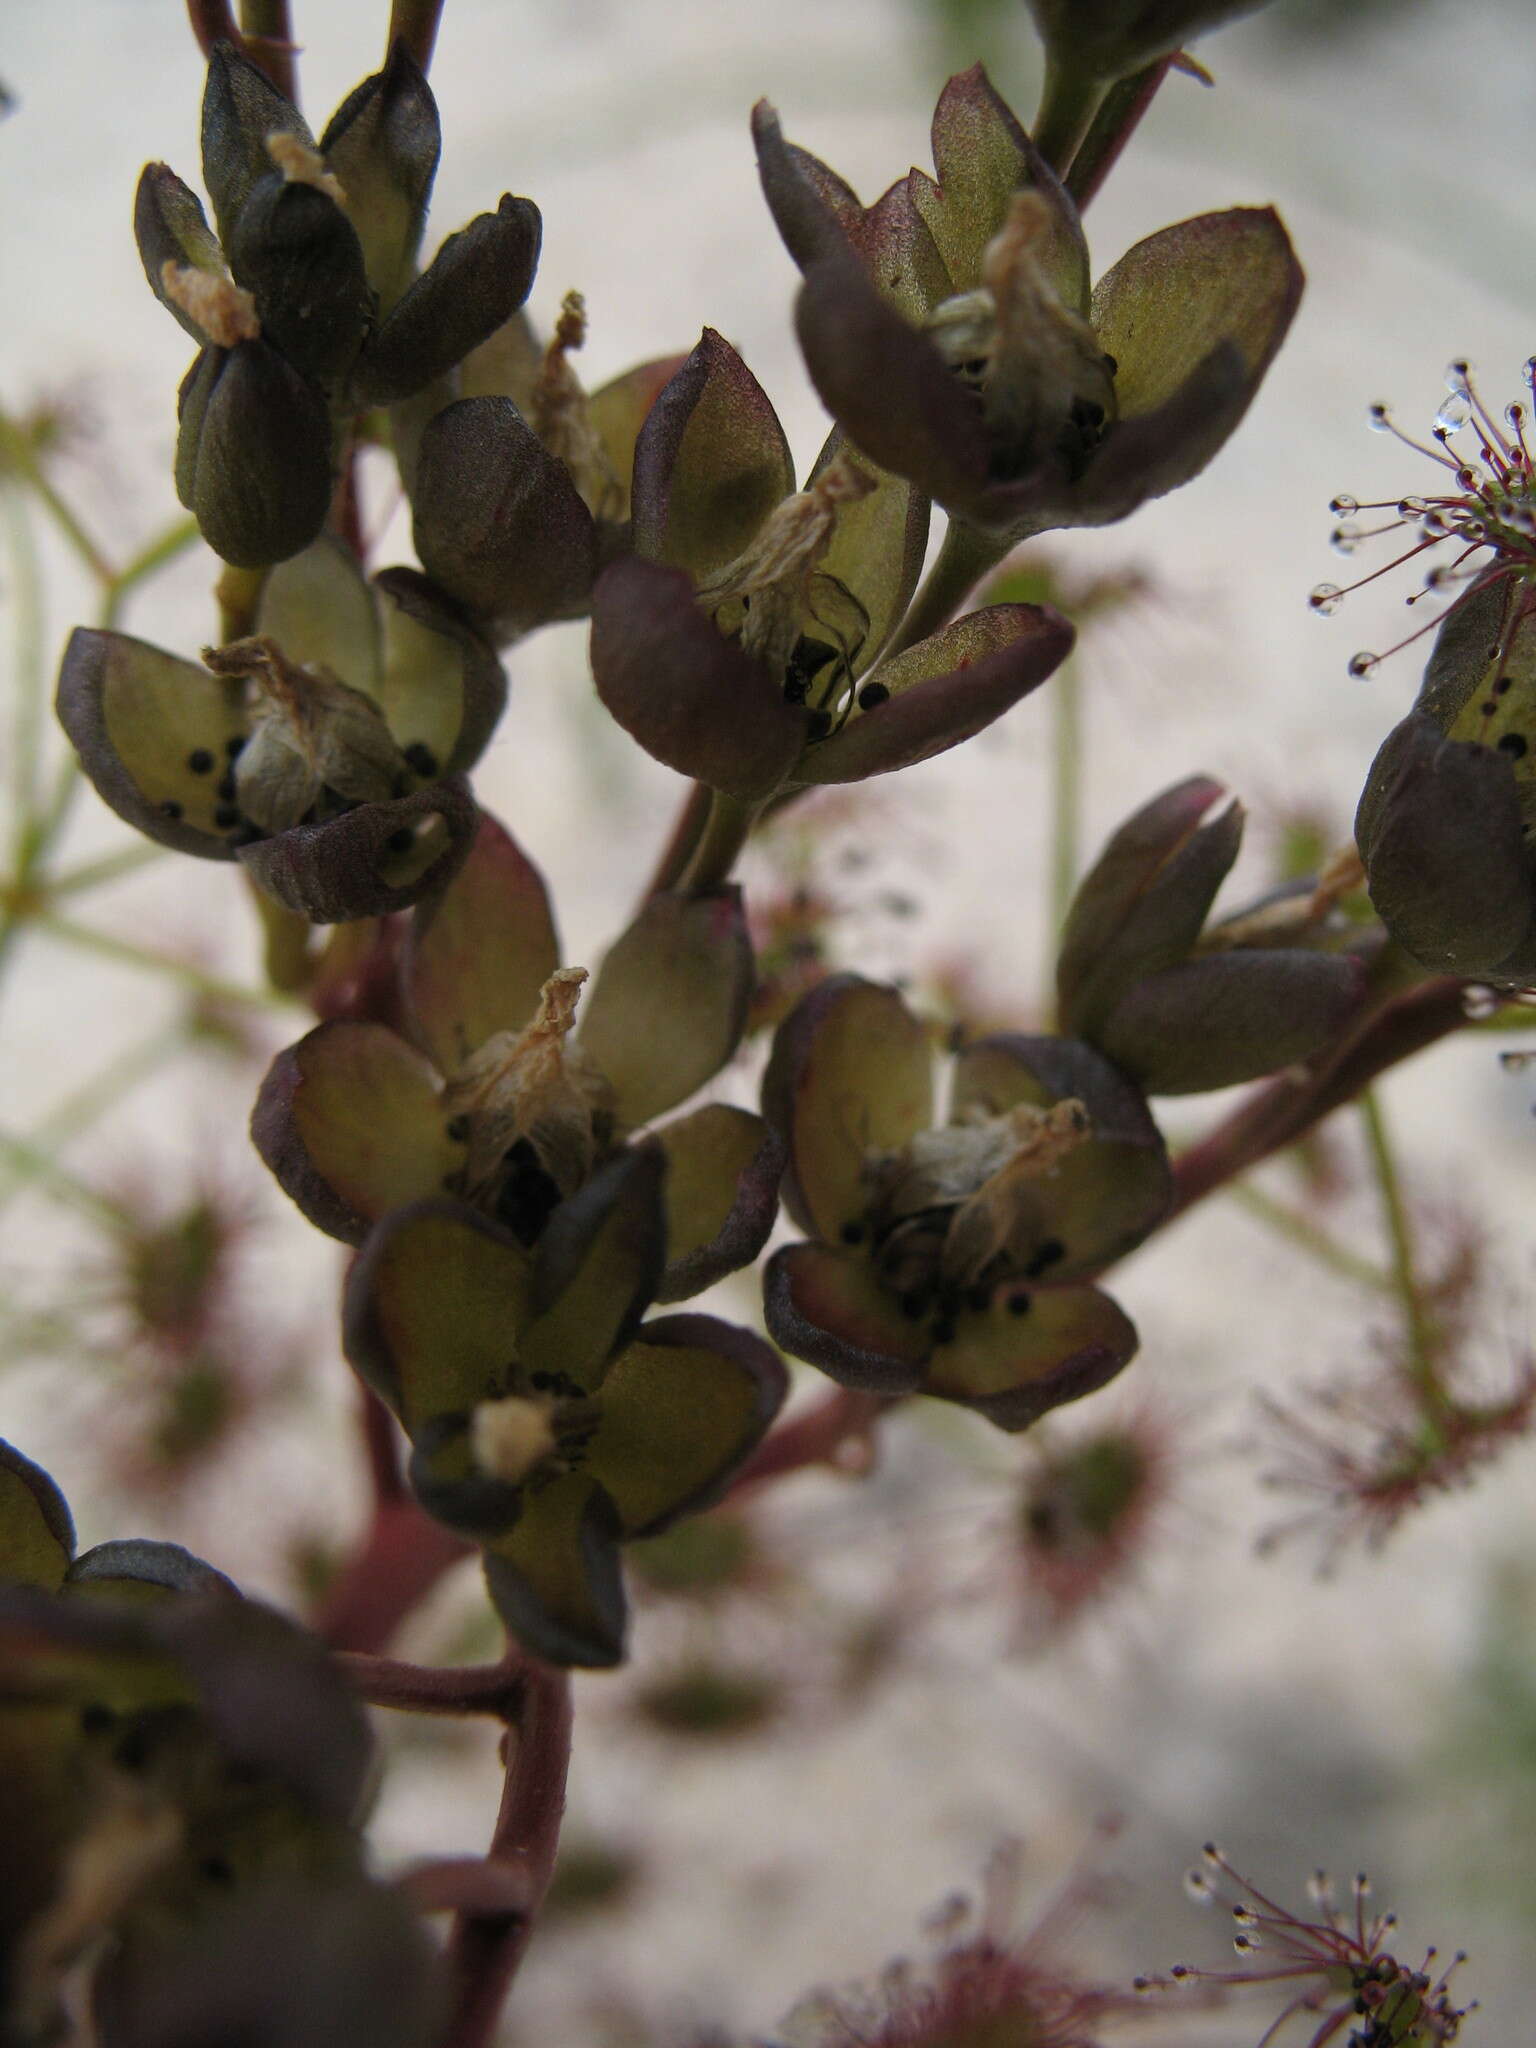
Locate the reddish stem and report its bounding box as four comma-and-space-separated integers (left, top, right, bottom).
315, 1494, 471, 1654
185, 0, 296, 100
338, 1649, 530, 1717
1169, 977, 1470, 1221
402, 1858, 536, 1919
1065, 57, 1175, 210
728, 1388, 889, 1498
389, 0, 448, 74
441, 1661, 573, 2048
186, 0, 241, 53
637, 779, 713, 909
328, 440, 369, 567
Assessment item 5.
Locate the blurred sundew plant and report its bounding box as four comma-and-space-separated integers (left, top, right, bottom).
0, 0, 1531, 2040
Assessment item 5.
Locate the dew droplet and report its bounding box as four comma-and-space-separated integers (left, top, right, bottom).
1307, 1871, 1335, 1907
1499, 1049, 1536, 1072
1434, 391, 1471, 435
1446, 358, 1472, 389
1310, 583, 1344, 615
1397, 495, 1428, 516
1233, 1932, 1263, 1955
1506, 402, 1526, 430
1463, 985, 1500, 1020
1426, 565, 1455, 589
1524, 356, 1536, 393
1184, 1869, 1213, 1902
1329, 492, 1359, 517
1348, 652, 1380, 678
1368, 403, 1393, 431
1330, 523, 1363, 556
1233, 1906, 1259, 1927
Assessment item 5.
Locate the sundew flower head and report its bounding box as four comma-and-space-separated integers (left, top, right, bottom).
1311, 359, 1536, 678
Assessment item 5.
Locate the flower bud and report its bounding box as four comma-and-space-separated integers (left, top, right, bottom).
174, 339, 333, 568
318, 39, 441, 309
133, 164, 227, 342
1057, 775, 1239, 1037
226, 170, 372, 383
352, 193, 542, 405
199, 41, 313, 247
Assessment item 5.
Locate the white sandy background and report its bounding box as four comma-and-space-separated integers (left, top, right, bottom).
2, 1, 1534, 2040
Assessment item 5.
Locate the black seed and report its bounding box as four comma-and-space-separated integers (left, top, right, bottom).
214, 803, 241, 829
113, 1721, 154, 1771
216, 769, 236, 801
1495, 673, 1514, 696
495, 1137, 563, 1246
159, 798, 184, 820
187, 747, 215, 774
840, 1221, 866, 1246
80, 1703, 117, 1735
445, 1114, 470, 1142
806, 709, 833, 740
1102, 352, 1118, 375
1007, 1289, 1032, 1316
1024, 1237, 1066, 1279
226, 733, 246, 757
1482, 700, 1499, 715
857, 681, 890, 710
931, 1316, 956, 1345
385, 826, 416, 854
1498, 732, 1529, 758
404, 742, 439, 777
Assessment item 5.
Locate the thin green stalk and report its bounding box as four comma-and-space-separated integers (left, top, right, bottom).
1047, 647, 1081, 977
0, 1129, 135, 1231
35, 912, 297, 1011
101, 515, 202, 631
238, 0, 296, 102
0, 414, 115, 585
3, 484, 45, 865
1358, 1088, 1445, 1413
10, 1023, 186, 1167
1064, 58, 1175, 210
48, 845, 166, 899
679, 791, 759, 895
1032, 58, 1108, 177
1230, 1182, 1394, 1296
885, 521, 1007, 662
639, 779, 713, 906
